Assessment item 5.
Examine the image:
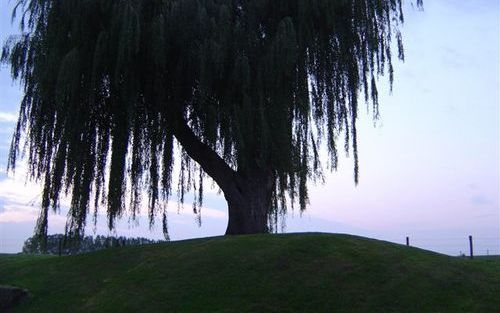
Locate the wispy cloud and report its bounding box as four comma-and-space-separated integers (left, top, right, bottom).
164, 201, 226, 219
0, 161, 226, 230
0, 112, 17, 123
0, 202, 38, 223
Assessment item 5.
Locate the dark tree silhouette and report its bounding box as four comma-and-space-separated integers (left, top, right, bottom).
22, 234, 163, 255
2, 0, 422, 240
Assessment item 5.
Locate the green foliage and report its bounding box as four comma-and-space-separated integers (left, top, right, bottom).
2, 0, 422, 238
1, 234, 499, 312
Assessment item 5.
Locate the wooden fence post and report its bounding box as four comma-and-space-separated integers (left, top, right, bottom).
469, 235, 473, 259
58, 238, 62, 257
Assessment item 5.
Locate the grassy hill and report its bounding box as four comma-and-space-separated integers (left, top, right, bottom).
1, 233, 499, 312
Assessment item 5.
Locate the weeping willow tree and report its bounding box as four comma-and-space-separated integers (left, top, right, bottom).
2, 0, 422, 240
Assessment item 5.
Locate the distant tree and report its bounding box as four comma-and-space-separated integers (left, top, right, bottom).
2, 0, 422, 240
22, 234, 162, 255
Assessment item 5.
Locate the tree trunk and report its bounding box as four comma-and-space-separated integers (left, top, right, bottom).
168, 112, 274, 235
224, 169, 274, 235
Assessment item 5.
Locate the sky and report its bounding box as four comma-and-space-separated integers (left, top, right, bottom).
0, 1, 499, 256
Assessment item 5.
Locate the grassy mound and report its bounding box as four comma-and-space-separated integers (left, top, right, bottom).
1, 233, 498, 312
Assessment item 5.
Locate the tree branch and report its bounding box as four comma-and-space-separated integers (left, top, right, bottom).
168, 112, 237, 194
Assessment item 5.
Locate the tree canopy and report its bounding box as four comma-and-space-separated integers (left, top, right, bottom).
2, 0, 422, 240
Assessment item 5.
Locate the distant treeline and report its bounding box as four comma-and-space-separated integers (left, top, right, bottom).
22, 234, 165, 255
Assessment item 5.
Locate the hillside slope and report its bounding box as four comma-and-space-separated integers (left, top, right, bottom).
1, 233, 499, 312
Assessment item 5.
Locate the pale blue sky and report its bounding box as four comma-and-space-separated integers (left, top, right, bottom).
0, 0, 499, 255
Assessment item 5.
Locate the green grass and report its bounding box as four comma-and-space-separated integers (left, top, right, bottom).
1, 233, 499, 312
